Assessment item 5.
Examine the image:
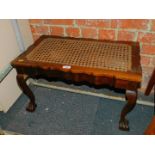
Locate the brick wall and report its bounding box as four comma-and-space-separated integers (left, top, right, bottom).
29, 19, 155, 91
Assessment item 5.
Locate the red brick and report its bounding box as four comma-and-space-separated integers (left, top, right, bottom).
76, 19, 110, 28
66, 27, 80, 38
138, 32, 155, 43
119, 19, 149, 30
29, 19, 43, 24
44, 19, 74, 25
81, 28, 97, 39
140, 55, 151, 66
111, 19, 119, 28
50, 26, 64, 36
30, 25, 47, 35
141, 45, 155, 55
99, 29, 115, 40
118, 30, 135, 41
30, 25, 36, 33
33, 26, 49, 35
151, 20, 155, 31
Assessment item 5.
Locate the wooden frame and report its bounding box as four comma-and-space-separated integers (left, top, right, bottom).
11, 35, 142, 131
144, 68, 155, 135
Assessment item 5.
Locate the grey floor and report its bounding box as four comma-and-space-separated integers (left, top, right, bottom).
0, 82, 154, 135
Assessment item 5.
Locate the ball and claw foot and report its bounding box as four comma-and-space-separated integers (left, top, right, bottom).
119, 90, 137, 131
119, 119, 129, 131
26, 102, 37, 112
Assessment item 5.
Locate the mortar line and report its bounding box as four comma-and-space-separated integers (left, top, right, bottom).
31, 24, 155, 34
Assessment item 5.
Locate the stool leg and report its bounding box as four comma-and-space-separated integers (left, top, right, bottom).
119, 90, 137, 131
16, 74, 37, 112
154, 86, 155, 116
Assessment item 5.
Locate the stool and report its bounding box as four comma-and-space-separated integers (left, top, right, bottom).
11, 35, 142, 131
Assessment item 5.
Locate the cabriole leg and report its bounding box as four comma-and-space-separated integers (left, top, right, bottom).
119, 90, 137, 131
16, 74, 37, 112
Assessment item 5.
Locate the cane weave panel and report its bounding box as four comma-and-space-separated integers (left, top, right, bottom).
26, 38, 132, 72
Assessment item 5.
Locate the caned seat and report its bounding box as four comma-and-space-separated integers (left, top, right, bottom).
26, 38, 132, 72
